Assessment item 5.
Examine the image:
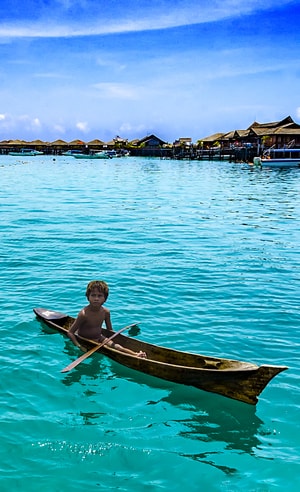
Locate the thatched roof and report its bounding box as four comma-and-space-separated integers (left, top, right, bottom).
199, 132, 225, 143
7, 139, 28, 145
273, 127, 300, 135
203, 116, 300, 144
249, 125, 300, 137
222, 130, 249, 140
249, 127, 276, 137
50, 139, 68, 145
87, 139, 105, 146
173, 137, 192, 147
68, 139, 85, 145
247, 116, 294, 130
136, 134, 167, 146
27, 139, 47, 145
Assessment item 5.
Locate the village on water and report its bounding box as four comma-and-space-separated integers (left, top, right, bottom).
1, 115, 300, 163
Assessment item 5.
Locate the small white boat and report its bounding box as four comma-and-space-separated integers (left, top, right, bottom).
72, 151, 111, 159
105, 150, 117, 157
253, 148, 300, 168
61, 150, 83, 156
8, 148, 43, 156
95, 151, 112, 159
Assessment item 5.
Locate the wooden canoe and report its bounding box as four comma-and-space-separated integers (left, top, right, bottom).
33, 307, 288, 405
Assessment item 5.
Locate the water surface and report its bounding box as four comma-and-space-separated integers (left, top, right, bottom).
0, 155, 299, 491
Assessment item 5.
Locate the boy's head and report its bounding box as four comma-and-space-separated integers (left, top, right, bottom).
86, 280, 109, 301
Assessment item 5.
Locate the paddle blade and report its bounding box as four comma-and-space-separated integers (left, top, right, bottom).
61, 345, 99, 373
128, 324, 140, 336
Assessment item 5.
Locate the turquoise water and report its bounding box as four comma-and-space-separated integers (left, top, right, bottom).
0, 155, 299, 491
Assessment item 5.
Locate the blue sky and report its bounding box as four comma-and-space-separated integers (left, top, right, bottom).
0, 0, 299, 142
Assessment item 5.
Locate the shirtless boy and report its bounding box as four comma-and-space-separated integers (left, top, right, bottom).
68, 280, 146, 358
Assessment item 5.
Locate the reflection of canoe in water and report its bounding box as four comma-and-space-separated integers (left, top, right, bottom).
33, 307, 288, 405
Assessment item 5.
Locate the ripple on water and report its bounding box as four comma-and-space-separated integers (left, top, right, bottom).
0, 157, 299, 491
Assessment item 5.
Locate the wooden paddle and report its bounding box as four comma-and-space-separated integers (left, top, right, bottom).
61, 323, 140, 373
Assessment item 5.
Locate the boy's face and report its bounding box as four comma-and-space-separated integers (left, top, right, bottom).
88, 288, 106, 306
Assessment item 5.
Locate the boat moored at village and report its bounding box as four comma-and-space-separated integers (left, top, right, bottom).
34, 307, 288, 405
253, 148, 300, 168
72, 151, 112, 159
8, 148, 44, 156
61, 150, 83, 156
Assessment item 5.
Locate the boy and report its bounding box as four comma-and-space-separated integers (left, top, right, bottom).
68, 280, 146, 358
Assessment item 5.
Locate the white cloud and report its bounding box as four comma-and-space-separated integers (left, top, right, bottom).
296, 107, 300, 119
92, 83, 139, 100
0, 113, 44, 138
33, 117, 41, 128
76, 121, 89, 132
0, 1, 291, 39
18, 114, 42, 130
119, 122, 148, 134
33, 72, 70, 79
53, 124, 66, 134
0, 113, 12, 128
96, 57, 126, 72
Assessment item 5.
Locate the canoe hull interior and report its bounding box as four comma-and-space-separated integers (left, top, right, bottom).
33, 307, 288, 405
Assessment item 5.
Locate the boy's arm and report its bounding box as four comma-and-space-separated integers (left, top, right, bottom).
104, 310, 113, 332
67, 314, 86, 351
